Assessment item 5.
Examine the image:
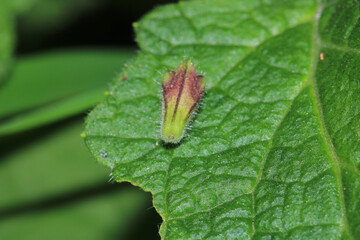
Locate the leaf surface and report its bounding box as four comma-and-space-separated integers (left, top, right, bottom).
85, 0, 360, 239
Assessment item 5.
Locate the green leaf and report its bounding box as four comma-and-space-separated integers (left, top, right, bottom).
0, 49, 135, 135
0, 119, 109, 210
0, 189, 146, 240
0, 118, 150, 239
84, 0, 360, 239
0, 1, 14, 85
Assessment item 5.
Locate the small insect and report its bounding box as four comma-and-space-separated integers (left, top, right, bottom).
161, 60, 205, 144
101, 153, 108, 158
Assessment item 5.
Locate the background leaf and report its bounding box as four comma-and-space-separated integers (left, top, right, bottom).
0, 50, 135, 135
0, 0, 14, 85
0, 118, 150, 240
0, 188, 146, 240
0, 119, 108, 209
84, 0, 360, 239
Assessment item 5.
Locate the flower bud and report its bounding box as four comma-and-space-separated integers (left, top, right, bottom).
161, 60, 205, 143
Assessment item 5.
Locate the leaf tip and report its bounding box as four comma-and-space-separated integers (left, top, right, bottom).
132, 22, 139, 29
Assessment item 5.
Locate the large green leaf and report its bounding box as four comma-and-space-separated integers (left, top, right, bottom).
0, 49, 134, 135
0, 1, 14, 85
84, 0, 360, 239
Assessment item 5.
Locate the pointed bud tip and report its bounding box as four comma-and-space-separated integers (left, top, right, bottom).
181, 59, 196, 72
162, 71, 175, 84
132, 22, 139, 28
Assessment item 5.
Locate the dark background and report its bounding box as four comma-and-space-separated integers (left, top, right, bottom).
17, 0, 177, 55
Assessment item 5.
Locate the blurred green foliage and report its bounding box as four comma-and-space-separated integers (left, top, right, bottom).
0, 119, 108, 209
0, 119, 146, 240
0, 50, 134, 135
0, 1, 14, 85
0, 189, 145, 240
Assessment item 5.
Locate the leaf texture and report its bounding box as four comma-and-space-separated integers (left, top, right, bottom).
84, 0, 360, 239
